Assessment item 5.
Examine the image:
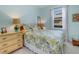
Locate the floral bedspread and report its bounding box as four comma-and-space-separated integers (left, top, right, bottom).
24, 30, 64, 54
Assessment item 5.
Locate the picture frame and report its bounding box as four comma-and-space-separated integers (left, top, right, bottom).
51, 7, 67, 30
51, 7, 63, 29
73, 13, 79, 22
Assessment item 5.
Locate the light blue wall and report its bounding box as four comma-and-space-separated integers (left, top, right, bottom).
68, 5, 79, 41
40, 7, 52, 29
0, 10, 12, 31
38, 6, 54, 29
0, 5, 39, 28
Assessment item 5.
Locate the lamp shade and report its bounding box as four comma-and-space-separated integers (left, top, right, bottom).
12, 18, 20, 24
40, 19, 45, 24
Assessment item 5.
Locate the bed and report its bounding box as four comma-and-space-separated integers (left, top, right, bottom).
24, 30, 64, 54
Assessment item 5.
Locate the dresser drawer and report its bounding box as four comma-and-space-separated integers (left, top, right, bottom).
0, 33, 23, 43
9, 33, 23, 38
0, 43, 23, 54
0, 38, 23, 50
0, 36, 9, 43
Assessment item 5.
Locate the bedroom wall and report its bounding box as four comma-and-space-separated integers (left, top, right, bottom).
68, 5, 79, 41
0, 10, 12, 29
38, 6, 54, 29
0, 5, 39, 29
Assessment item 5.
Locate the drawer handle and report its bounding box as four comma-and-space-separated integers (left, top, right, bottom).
18, 39, 21, 41
2, 38, 7, 40
18, 45, 21, 46
2, 44, 7, 46
17, 34, 21, 36
18, 34, 23, 36
3, 50, 7, 53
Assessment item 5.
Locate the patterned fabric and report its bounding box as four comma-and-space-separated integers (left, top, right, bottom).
24, 30, 64, 54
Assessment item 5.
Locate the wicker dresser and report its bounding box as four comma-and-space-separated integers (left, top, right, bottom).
0, 32, 23, 54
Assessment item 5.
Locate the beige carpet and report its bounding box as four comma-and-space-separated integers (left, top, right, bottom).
12, 47, 34, 54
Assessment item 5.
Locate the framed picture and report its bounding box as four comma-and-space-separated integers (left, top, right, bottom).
51, 7, 63, 29
73, 13, 79, 21
51, 7, 67, 30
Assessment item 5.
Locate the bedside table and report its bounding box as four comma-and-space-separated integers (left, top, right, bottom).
72, 38, 79, 46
